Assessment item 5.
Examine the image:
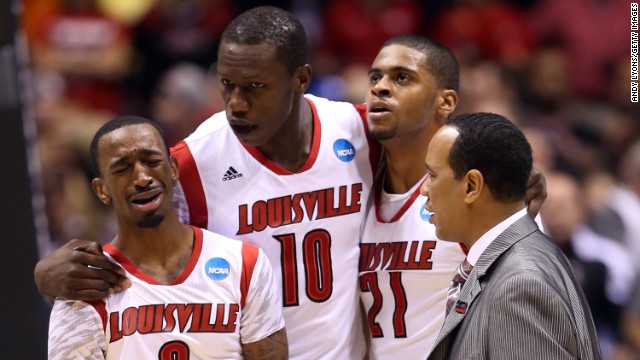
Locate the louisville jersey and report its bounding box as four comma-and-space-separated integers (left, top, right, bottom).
171, 95, 380, 360
359, 176, 466, 359
48, 226, 284, 360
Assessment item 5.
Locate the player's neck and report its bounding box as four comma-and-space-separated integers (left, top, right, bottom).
257, 96, 313, 173
381, 130, 434, 194
111, 217, 194, 284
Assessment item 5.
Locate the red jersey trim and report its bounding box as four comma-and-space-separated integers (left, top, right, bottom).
241, 97, 321, 175
87, 300, 108, 332
103, 225, 203, 285
374, 175, 424, 223
240, 243, 260, 309
355, 103, 382, 175
171, 141, 208, 228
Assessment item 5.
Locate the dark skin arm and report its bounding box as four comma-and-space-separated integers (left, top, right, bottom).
525, 167, 547, 218
34, 239, 130, 301
242, 328, 288, 360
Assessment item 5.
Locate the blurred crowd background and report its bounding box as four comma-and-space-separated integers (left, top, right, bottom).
19, 0, 640, 358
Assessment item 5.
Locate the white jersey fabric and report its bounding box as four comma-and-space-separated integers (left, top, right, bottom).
48, 226, 284, 360
171, 95, 379, 360
359, 175, 466, 359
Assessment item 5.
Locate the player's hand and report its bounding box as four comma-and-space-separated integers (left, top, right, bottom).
525, 167, 547, 218
34, 239, 131, 301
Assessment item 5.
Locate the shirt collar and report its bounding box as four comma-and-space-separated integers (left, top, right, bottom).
466, 207, 528, 266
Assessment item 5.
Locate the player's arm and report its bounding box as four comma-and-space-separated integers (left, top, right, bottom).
242, 328, 288, 360
525, 167, 547, 218
34, 239, 130, 301
240, 245, 288, 359
48, 299, 107, 360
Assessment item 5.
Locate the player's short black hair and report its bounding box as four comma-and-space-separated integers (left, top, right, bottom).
382, 35, 459, 92
446, 112, 532, 203
90, 115, 169, 177
220, 6, 307, 75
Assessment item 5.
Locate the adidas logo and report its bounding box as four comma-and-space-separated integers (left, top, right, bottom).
222, 166, 243, 181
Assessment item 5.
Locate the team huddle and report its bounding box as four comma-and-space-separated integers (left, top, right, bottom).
39, 6, 602, 360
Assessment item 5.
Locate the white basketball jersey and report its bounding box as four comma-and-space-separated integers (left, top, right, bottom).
172, 95, 380, 360
359, 177, 466, 359
48, 226, 284, 360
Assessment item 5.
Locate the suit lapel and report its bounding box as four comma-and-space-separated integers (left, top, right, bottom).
429, 215, 540, 357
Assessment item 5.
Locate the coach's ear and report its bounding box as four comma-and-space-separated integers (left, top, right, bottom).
92, 178, 111, 206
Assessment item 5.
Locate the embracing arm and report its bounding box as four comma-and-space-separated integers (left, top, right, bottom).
242, 328, 288, 360
34, 239, 130, 301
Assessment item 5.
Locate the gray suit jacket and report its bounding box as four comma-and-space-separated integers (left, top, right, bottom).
428, 215, 601, 360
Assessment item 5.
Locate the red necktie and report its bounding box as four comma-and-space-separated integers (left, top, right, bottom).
446, 258, 473, 316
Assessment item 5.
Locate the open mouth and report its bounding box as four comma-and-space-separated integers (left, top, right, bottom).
132, 192, 161, 205
230, 123, 256, 134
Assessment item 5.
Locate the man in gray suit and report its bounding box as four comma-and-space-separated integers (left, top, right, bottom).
422, 112, 601, 359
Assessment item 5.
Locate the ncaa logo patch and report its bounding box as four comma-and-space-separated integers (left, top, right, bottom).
205, 257, 230, 280
333, 139, 356, 162
420, 204, 433, 221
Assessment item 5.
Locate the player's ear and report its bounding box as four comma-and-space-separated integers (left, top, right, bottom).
436, 89, 458, 118
92, 178, 111, 205
169, 155, 179, 185
294, 64, 312, 94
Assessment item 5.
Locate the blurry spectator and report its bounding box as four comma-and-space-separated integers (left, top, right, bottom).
431, 0, 536, 69
28, 0, 134, 113
32, 72, 117, 247
542, 172, 635, 359
455, 60, 521, 121
596, 141, 640, 273
129, 0, 237, 109
151, 62, 222, 147
317, 0, 424, 72
522, 126, 555, 174
530, 0, 629, 100
520, 48, 630, 178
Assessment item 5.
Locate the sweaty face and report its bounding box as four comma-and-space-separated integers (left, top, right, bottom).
93, 124, 178, 229
366, 44, 439, 141
420, 126, 465, 242
217, 41, 298, 148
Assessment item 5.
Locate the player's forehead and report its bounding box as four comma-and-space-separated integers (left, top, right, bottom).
99, 124, 165, 158
371, 44, 428, 72
217, 41, 288, 80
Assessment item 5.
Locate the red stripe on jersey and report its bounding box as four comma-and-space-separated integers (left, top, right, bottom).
171, 141, 208, 228
88, 300, 108, 332
241, 97, 321, 175
103, 226, 203, 285
240, 243, 260, 309
374, 172, 423, 223
355, 103, 383, 176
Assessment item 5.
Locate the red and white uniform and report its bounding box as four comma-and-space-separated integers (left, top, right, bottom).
172, 95, 380, 360
48, 226, 284, 360
359, 176, 466, 359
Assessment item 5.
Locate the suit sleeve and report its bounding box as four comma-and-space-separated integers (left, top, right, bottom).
239, 249, 285, 344
487, 275, 579, 360
48, 299, 107, 360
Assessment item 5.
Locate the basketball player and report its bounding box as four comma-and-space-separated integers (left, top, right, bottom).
38, 7, 378, 360
48, 116, 287, 359
359, 35, 546, 359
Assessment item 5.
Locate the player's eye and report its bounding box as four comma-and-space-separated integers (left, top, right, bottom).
369, 73, 382, 83
250, 82, 265, 89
